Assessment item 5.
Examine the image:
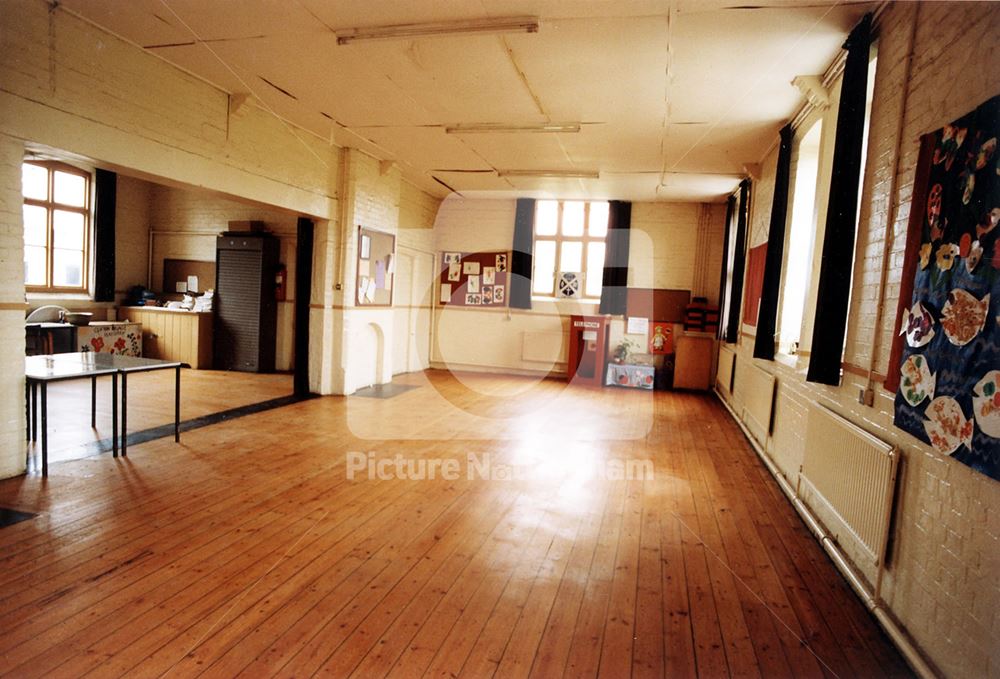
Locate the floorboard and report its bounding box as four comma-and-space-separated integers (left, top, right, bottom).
0, 370, 913, 678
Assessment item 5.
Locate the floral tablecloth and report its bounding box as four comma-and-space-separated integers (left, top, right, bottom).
605, 363, 655, 390
76, 322, 142, 357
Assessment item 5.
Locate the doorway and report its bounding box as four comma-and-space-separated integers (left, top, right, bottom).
392, 247, 434, 375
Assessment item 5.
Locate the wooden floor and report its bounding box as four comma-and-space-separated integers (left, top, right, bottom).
0, 370, 912, 678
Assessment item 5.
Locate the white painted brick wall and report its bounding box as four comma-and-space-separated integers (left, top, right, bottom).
726, 4, 1000, 676
0, 133, 26, 478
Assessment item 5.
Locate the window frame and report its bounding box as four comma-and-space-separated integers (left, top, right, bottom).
532, 200, 608, 300
777, 116, 824, 357
22, 160, 92, 294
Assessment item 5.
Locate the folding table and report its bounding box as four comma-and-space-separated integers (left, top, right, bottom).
25, 353, 183, 476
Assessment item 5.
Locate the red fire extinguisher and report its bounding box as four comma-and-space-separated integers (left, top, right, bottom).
275, 264, 287, 301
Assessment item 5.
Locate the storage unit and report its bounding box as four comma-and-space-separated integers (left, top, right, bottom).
25, 323, 77, 355
673, 334, 715, 390
214, 232, 279, 372
118, 307, 213, 368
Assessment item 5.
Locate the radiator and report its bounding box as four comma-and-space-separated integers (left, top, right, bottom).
800, 405, 898, 567
717, 346, 736, 397
521, 332, 567, 363
740, 363, 775, 444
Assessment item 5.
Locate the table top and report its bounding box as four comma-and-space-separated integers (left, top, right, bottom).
26, 322, 77, 330
25, 352, 183, 381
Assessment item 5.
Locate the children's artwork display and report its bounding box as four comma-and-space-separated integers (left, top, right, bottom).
438, 250, 510, 307
356, 226, 395, 306
892, 94, 999, 481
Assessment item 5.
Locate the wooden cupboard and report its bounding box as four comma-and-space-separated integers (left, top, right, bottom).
117, 306, 213, 369
673, 334, 715, 390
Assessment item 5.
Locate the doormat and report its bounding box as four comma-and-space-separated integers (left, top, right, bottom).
352, 384, 421, 399
0, 507, 37, 528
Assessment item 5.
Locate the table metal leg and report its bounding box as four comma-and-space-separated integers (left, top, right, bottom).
25, 381, 30, 441
31, 381, 37, 442
175, 366, 181, 442
41, 382, 48, 477
25, 380, 31, 471
112, 372, 118, 458
121, 371, 128, 457
91, 376, 97, 428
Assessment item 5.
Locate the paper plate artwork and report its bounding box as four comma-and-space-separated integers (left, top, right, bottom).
972, 371, 1000, 438
936, 243, 960, 271
940, 289, 989, 346
901, 301, 936, 348
965, 240, 984, 273
919, 243, 932, 270
922, 396, 974, 455
900, 355, 936, 407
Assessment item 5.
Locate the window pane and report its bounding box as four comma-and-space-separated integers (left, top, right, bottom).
22, 163, 48, 200
53, 210, 85, 249
536, 200, 558, 236
533, 240, 556, 294
53, 170, 87, 207
24, 246, 46, 285
562, 202, 584, 236
588, 202, 609, 237
585, 242, 605, 298
23, 204, 47, 246
779, 119, 822, 352
53, 248, 83, 287
560, 241, 583, 273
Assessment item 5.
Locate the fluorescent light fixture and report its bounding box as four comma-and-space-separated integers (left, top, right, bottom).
336, 17, 539, 45
498, 170, 600, 180
445, 122, 581, 134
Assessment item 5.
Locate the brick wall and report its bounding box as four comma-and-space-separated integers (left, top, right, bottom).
0, 134, 27, 478
722, 4, 1000, 676
115, 175, 152, 295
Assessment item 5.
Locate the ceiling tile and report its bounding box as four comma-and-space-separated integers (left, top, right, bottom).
356, 127, 493, 171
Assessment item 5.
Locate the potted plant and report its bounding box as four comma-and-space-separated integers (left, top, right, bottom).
612, 337, 639, 364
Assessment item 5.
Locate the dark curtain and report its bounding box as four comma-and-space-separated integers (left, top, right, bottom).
294, 217, 314, 397
724, 179, 751, 343
509, 198, 535, 309
753, 124, 794, 360
884, 134, 935, 392
93, 169, 116, 302
598, 200, 632, 315
716, 194, 735, 340
807, 13, 873, 385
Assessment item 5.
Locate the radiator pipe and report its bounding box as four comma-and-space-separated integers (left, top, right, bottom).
714, 389, 937, 679
866, 2, 920, 389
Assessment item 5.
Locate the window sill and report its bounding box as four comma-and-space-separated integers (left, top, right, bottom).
530, 296, 600, 305
774, 351, 808, 373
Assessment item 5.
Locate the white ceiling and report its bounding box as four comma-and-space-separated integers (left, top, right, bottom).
60, 0, 876, 203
